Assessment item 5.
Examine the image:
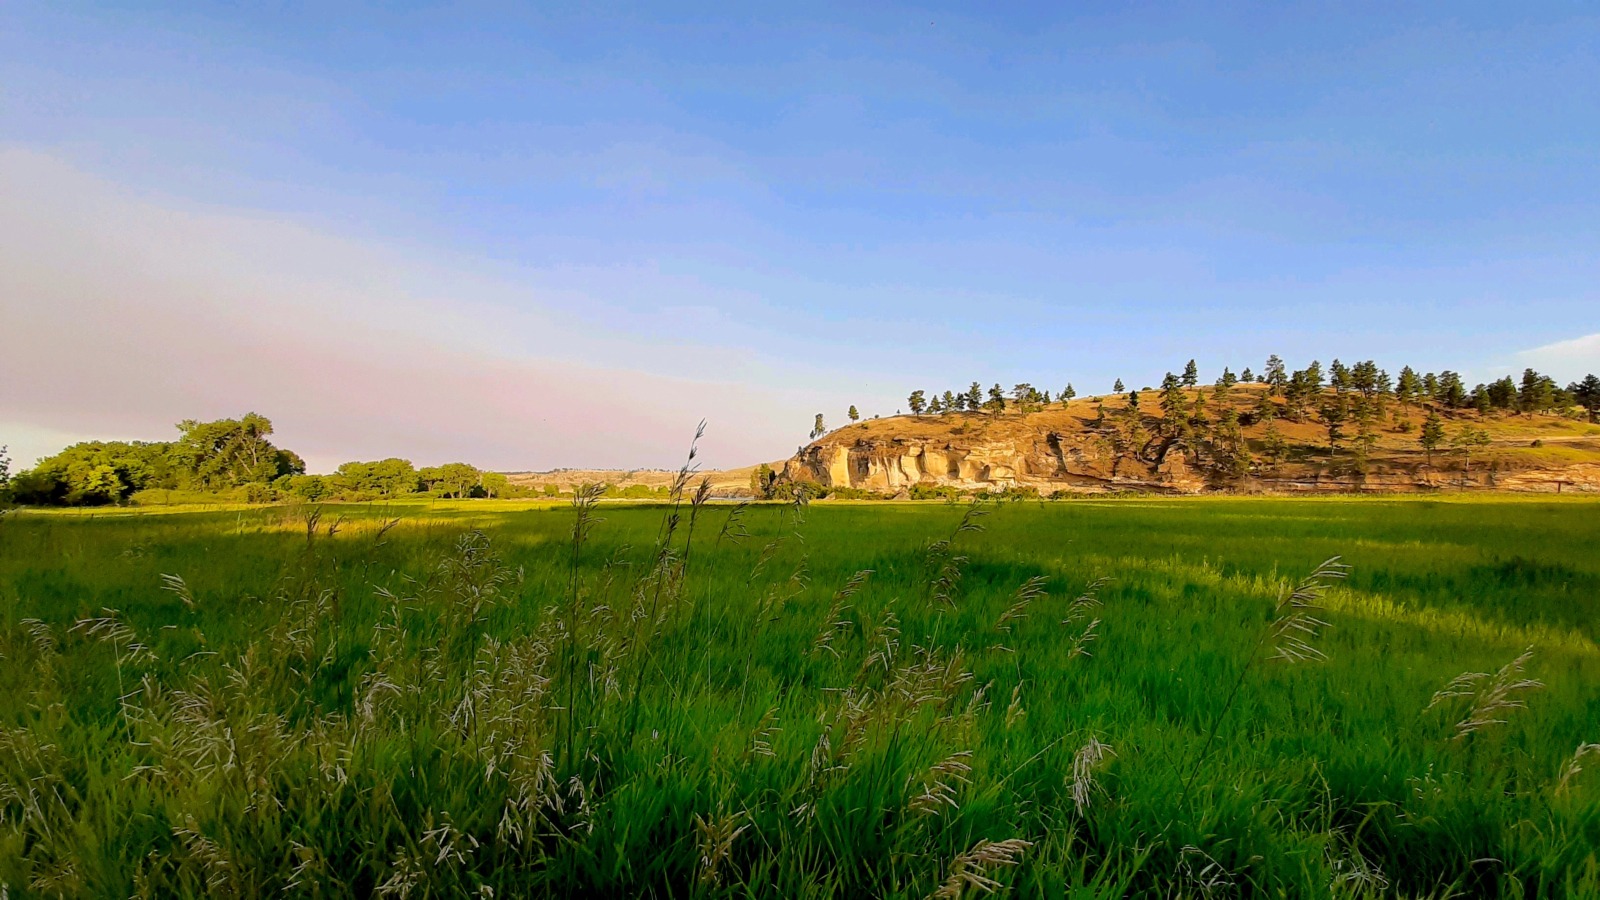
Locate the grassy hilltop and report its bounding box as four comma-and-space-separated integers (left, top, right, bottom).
784, 381, 1600, 496
2, 496, 1598, 896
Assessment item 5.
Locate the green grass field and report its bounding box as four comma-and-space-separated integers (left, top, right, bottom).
1, 496, 1598, 897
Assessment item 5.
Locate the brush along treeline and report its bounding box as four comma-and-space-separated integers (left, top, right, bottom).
1, 492, 1598, 896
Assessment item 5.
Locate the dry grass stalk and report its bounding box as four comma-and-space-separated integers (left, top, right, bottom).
1174, 845, 1236, 899
927, 837, 1033, 899
1426, 645, 1544, 740
748, 705, 780, 759
1004, 684, 1025, 730
995, 576, 1047, 633
1268, 557, 1349, 663
907, 750, 974, 816
1068, 735, 1115, 816
1556, 743, 1600, 794
812, 569, 872, 658
159, 573, 197, 610
1061, 577, 1106, 658
694, 807, 748, 887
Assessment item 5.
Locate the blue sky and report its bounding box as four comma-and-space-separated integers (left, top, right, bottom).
3, 2, 1597, 470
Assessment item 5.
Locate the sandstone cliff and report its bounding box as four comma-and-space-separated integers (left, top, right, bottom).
779, 387, 1600, 496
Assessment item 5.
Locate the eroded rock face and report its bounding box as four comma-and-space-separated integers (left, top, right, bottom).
781, 431, 1168, 493
779, 432, 1600, 496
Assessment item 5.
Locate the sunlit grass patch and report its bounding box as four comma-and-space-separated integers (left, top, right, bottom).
0, 496, 1597, 896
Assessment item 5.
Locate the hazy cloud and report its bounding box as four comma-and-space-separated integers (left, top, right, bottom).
0, 148, 843, 471
1512, 333, 1600, 384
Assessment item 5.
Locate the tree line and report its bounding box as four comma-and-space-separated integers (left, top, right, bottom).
802, 358, 1599, 484
882, 358, 1599, 424
1, 414, 517, 506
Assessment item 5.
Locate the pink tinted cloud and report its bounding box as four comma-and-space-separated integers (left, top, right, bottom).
0, 148, 827, 471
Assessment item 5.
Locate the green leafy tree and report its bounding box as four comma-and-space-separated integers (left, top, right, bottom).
750, 463, 777, 499
848, 405, 860, 422
169, 414, 303, 489
908, 390, 927, 416
275, 473, 332, 501
481, 472, 510, 499
420, 462, 483, 498
8, 441, 174, 505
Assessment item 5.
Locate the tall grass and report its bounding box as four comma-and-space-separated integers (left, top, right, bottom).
0, 495, 1597, 896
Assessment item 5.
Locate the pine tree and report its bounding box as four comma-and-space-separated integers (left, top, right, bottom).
1012, 383, 1035, 413
1181, 360, 1199, 387
986, 384, 1007, 415
1396, 366, 1421, 406
928, 396, 943, 414
1569, 374, 1600, 422
1264, 355, 1288, 394
848, 405, 860, 422
1113, 378, 1125, 393
1437, 371, 1467, 408
1240, 367, 1255, 383
1519, 368, 1553, 414
811, 414, 827, 439
1126, 389, 1140, 411
1320, 395, 1349, 458
908, 390, 927, 416
1160, 376, 1189, 438
1262, 422, 1288, 467
967, 382, 983, 410
1254, 391, 1278, 423
1420, 412, 1445, 464
1304, 361, 1325, 392
1451, 425, 1491, 483
1330, 359, 1351, 394
943, 390, 957, 412
1062, 384, 1077, 403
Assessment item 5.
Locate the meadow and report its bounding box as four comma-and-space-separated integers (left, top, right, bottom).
0, 494, 1597, 897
